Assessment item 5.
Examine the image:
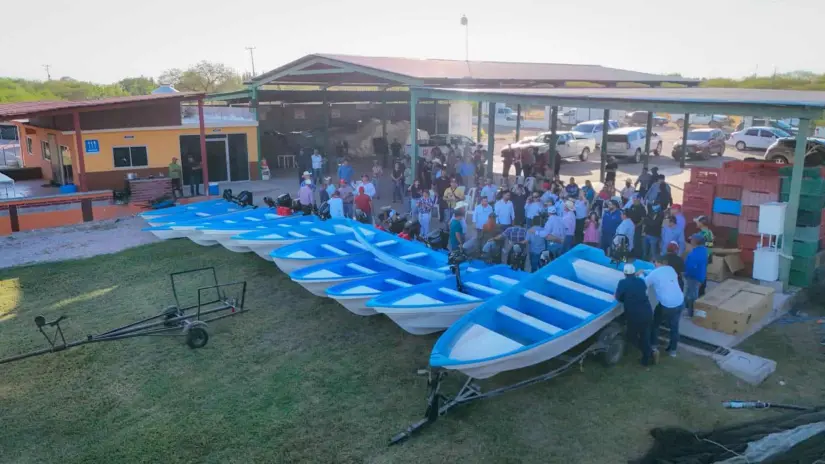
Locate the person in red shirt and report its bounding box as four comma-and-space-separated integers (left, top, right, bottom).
354, 186, 373, 222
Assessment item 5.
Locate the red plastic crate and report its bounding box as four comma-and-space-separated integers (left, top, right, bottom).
738, 218, 759, 237
690, 167, 719, 185
683, 206, 709, 225
740, 205, 759, 222
684, 182, 715, 199
712, 212, 739, 228
716, 184, 743, 200
724, 160, 783, 175
738, 233, 760, 250
740, 248, 755, 264
718, 170, 747, 187
743, 176, 781, 194
741, 190, 778, 206
683, 197, 714, 211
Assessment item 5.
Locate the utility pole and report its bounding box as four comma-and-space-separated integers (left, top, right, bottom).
245, 47, 257, 77
43, 64, 51, 80
460, 15, 469, 61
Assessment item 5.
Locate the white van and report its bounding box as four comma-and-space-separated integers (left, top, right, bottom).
605, 127, 663, 163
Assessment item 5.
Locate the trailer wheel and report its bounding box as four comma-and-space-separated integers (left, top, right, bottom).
186, 326, 209, 349
598, 323, 624, 367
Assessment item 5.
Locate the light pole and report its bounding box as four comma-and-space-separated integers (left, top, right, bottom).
245, 47, 257, 76
460, 15, 468, 61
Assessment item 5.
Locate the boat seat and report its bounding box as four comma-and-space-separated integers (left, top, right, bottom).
300, 269, 341, 279
393, 294, 443, 306
346, 263, 375, 274
524, 291, 590, 319
346, 239, 367, 249
288, 231, 307, 238
570, 259, 624, 294
340, 285, 377, 295
438, 287, 481, 301
385, 278, 412, 288
464, 282, 501, 295
497, 305, 561, 335
375, 240, 396, 247
287, 250, 315, 259
243, 217, 261, 222
546, 275, 614, 302
448, 324, 524, 361
260, 233, 283, 239
223, 220, 237, 224
400, 252, 427, 260
489, 275, 519, 286
196, 212, 210, 217
311, 228, 334, 236
321, 244, 348, 256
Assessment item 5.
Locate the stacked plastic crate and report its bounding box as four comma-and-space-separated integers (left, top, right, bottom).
683, 168, 718, 238
738, 167, 782, 276
711, 164, 746, 248
779, 166, 825, 287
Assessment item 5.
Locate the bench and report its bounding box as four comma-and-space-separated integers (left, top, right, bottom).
524, 291, 591, 319
497, 305, 561, 335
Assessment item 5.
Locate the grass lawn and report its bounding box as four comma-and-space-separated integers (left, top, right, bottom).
0, 241, 823, 463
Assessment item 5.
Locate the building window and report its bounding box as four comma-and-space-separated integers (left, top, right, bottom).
41, 141, 51, 161
26, 137, 33, 155
113, 146, 148, 168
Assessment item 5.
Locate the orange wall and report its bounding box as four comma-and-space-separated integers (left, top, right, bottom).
16, 123, 258, 175
17, 124, 77, 183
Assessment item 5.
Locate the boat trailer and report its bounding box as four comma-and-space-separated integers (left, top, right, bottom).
0, 267, 248, 366
390, 322, 625, 445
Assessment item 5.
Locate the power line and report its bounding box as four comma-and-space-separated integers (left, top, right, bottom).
43, 64, 51, 81
245, 47, 257, 77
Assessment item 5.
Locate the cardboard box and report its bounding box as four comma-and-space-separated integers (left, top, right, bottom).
693, 279, 775, 335
706, 251, 744, 282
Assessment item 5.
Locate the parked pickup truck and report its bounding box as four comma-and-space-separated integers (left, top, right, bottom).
510, 131, 597, 162
668, 113, 731, 128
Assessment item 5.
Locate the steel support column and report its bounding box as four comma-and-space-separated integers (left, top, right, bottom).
599, 109, 609, 183
323, 88, 330, 163
432, 100, 438, 135
251, 86, 262, 179
515, 104, 521, 142
680, 113, 690, 169
548, 106, 559, 178
643, 111, 653, 169
486, 102, 496, 176
197, 98, 209, 192
476, 102, 483, 143
71, 111, 87, 192
410, 91, 419, 181
381, 89, 388, 168
780, 118, 811, 288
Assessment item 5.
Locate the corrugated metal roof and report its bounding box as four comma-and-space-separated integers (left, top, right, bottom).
420, 87, 825, 108
0, 92, 204, 120
318, 53, 697, 84
250, 53, 698, 86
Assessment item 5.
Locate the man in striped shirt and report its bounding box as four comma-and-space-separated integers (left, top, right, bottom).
416, 190, 436, 236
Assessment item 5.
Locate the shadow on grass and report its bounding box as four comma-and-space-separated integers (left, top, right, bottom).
0, 241, 822, 463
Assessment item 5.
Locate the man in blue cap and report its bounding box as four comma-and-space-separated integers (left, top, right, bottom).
684, 233, 708, 316
615, 262, 654, 366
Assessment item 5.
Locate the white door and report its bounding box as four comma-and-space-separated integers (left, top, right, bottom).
741, 128, 761, 148
756, 129, 778, 149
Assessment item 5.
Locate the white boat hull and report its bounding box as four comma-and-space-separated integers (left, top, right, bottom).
444, 305, 622, 379
149, 229, 187, 240
273, 256, 342, 274
294, 277, 366, 297
374, 302, 480, 335
332, 295, 378, 316
230, 239, 303, 260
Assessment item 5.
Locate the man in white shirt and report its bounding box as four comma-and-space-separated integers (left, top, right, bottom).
642, 255, 685, 358
494, 191, 515, 226
541, 205, 565, 257
353, 174, 376, 198
614, 209, 636, 251
472, 197, 493, 232
328, 190, 345, 218
311, 149, 323, 184
480, 178, 498, 203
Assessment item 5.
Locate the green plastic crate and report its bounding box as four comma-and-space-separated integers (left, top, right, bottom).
780, 192, 825, 212
779, 166, 825, 179
780, 177, 825, 196
793, 240, 820, 258
791, 254, 817, 272
797, 210, 822, 227
795, 225, 821, 242
790, 267, 815, 287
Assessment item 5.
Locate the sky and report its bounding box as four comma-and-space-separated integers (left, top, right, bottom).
2, 0, 822, 83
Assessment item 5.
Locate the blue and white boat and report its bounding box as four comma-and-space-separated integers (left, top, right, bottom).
269, 231, 398, 274
367, 266, 526, 335
187, 210, 302, 246
230, 218, 351, 259
289, 255, 401, 297
142, 206, 261, 240
139, 198, 226, 221
429, 245, 655, 379
142, 201, 246, 227
326, 270, 434, 316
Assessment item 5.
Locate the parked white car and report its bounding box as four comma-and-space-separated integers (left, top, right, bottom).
558, 108, 627, 126
512, 131, 597, 161
668, 113, 731, 128
605, 127, 663, 163
570, 120, 620, 147
727, 126, 792, 151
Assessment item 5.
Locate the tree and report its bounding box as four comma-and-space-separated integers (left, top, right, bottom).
161, 61, 243, 93
118, 76, 156, 95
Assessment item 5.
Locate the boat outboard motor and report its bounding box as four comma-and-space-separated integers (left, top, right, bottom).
222, 189, 234, 201
234, 190, 253, 207
423, 228, 448, 251
609, 234, 632, 267
388, 214, 407, 234
275, 193, 292, 208
447, 248, 469, 293
404, 218, 421, 241
354, 209, 371, 224
316, 201, 331, 220
263, 196, 276, 208
507, 243, 527, 271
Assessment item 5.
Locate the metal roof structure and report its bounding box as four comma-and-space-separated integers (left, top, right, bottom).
246, 53, 699, 88
0, 92, 204, 120
412, 87, 825, 119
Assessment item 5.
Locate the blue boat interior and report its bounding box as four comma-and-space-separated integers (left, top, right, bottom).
326, 270, 432, 297
138, 199, 225, 218
430, 245, 654, 366
291, 256, 399, 281
231, 217, 323, 240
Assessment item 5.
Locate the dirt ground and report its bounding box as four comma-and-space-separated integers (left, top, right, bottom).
0, 216, 157, 269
